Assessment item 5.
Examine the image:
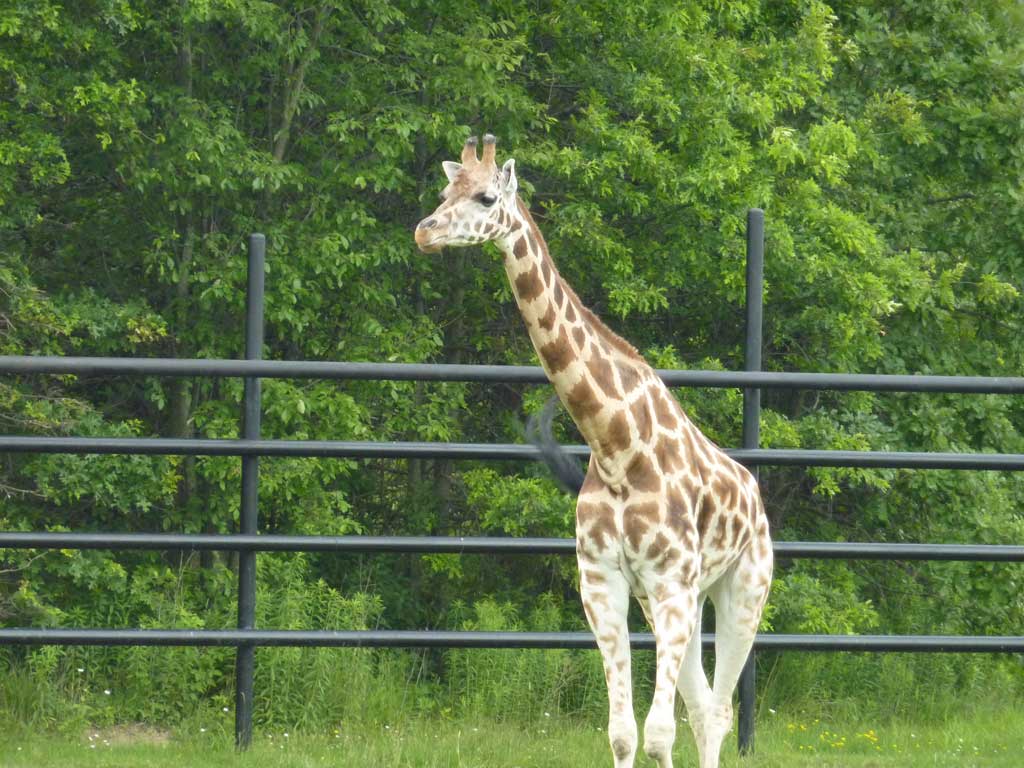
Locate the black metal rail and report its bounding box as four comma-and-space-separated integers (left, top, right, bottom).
1, 628, 1022, 653
2, 217, 1022, 755
2, 532, 1022, 561
3, 355, 1023, 394
2, 436, 1022, 470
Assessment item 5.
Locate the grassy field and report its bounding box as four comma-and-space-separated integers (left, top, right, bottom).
1, 708, 1021, 768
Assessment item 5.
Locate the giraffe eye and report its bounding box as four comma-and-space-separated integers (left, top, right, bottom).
477, 194, 497, 207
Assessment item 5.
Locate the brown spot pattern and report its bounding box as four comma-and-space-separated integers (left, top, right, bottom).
586, 354, 619, 399
713, 474, 739, 510
515, 265, 544, 301
617, 362, 640, 394
696, 493, 715, 539
629, 396, 653, 443
653, 391, 679, 430
588, 512, 618, 551
654, 434, 684, 474
680, 472, 701, 501
755, 532, 770, 561
604, 411, 632, 454
572, 327, 586, 348
538, 302, 557, 331
623, 501, 659, 550
661, 605, 685, 625
681, 427, 709, 483
625, 453, 661, 493
712, 514, 728, 549
553, 280, 565, 307
539, 326, 574, 373
576, 501, 601, 525
647, 532, 670, 560
513, 235, 528, 259
566, 301, 577, 323
580, 459, 604, 495
567, 377, 603, 421
665, 487, 695, 541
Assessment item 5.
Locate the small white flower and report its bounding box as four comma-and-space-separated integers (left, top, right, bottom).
77, 668, 85, 673
90, 744, 96, 749
223, 707, 229, 713
384, 725, 390, 730
284, 733, 289, 738
200, 728, 206, 733
103, 689, 111, 695
769, 708, 777, 715
544, 712, 551, 718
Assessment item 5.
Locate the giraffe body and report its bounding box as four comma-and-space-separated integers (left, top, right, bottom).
416, 136, 772, 768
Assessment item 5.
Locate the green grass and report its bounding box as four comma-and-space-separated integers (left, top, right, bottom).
1, 707, 1021, 768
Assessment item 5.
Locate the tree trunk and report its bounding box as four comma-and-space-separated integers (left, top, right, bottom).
171, 2, 206, 567
273, 6, 329, 163
433, 251, 468, 532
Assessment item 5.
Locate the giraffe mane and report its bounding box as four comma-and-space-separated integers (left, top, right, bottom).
515, 197, 644, 363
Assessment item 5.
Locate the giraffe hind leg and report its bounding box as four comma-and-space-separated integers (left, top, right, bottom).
701, 551, 771, 768
676, 597, 714, 762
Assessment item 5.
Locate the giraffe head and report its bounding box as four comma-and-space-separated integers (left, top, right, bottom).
414, 134, 518, 253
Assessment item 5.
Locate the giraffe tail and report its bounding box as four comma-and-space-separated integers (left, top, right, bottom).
526, 394, 585, 495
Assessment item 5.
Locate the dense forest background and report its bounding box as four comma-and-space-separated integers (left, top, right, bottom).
2, 0, 1022, 731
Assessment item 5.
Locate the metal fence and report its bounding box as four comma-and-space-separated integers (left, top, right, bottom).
2, 214, 1023, 754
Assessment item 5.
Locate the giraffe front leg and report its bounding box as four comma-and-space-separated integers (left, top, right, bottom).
579, 556, 637, 768
643, 580, 699, 768
646, 594, 714, 760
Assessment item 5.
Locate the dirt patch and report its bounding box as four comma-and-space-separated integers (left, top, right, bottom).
83, 724, 172, 746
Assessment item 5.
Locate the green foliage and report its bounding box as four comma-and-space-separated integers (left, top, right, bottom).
2, 0, 1023, 728
446, 595, 608, 721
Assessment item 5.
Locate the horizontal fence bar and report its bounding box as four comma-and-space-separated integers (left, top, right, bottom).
0, 629, 1020, 652
2, 533, 1023, 562
2, 355, 1023, 394
2, 436, 1022, 470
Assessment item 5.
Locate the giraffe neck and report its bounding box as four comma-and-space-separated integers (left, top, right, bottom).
496, 198, 652, 474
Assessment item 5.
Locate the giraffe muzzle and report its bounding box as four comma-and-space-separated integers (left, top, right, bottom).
414, 216, 446, 252
415, 222, 444, 252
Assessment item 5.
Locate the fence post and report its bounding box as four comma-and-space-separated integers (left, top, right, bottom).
235, 233, 265, 749
738, 208, 764, 754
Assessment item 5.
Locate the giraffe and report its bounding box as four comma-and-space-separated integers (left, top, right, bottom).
415, 135, 773, 768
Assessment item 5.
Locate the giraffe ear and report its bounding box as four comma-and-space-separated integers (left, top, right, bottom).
500, 158, 517, 195
442, 161, 462, 182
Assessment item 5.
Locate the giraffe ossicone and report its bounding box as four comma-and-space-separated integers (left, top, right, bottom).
415, 136, 773, 768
